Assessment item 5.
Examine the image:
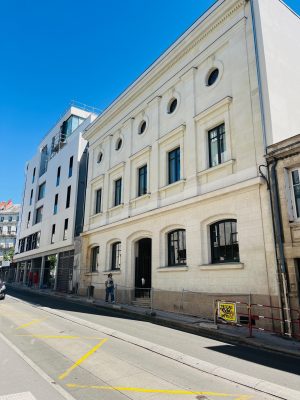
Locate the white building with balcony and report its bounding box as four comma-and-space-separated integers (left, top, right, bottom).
0, 201, 20, 273
14, 106, 97, 291
79, 0, 300, 323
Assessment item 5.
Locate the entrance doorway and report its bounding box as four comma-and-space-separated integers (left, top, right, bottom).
135, 238, 152, 298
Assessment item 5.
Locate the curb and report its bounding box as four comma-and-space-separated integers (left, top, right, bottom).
8, 284, 300, 359
36, 305, 300, 400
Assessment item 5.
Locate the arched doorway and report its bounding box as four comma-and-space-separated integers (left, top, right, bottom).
135, 238, 152, 298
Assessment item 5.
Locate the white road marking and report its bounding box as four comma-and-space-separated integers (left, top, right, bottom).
0, 393, 36, 400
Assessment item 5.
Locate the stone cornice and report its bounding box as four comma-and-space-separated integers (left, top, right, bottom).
84, 0, 246, 142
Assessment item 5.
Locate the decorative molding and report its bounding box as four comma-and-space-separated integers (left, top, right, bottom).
129, 146, 152, 161
198, 262, 244, 271
84, 1, 245, 140
157, 266, 189, 272
194, 96, 233, 122
198, 159, 235, 177
158, 124, 186, 145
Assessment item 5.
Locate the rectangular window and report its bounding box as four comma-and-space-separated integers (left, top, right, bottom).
114, 178, 122, 207
56, 166, 61, 187
51, 224, 55, 244
208, 123, 226, 167
27, 212, 31, 228
53, 194, 58, 214
111, 242, 121, 270
138, 165, 147, 196
32, 167, 36, 183
91, 246, 99, 272
66, 185, 71, 208
35, 206, 43, 224
68, 156, 73, 178
29, 189, 33, 205
168, 147, 180, 184
63, 218, 68, 240
39, 145, 48, 177
38, 182, 46, 200
292, 169, 300, 218
7, 226, 11, 234
95, 189, 102, 214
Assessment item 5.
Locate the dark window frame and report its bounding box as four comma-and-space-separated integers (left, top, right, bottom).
208, 123, 226, 168
168, 147, 180, 184
56, 166, 61, 186
66, 185, 71, 208
114, 178, 122, 207
53, 194, 58, 215
63, 218, 68, 240
91, 246, 99, 272
291, 169, 300, 218
51, 224, 56, 244
167, 229, 186, 266
210, 219, 239, 264
111, 241, 121, 270
68, 156, 73, 178
38, 182, 46, 200
138, 165, 147, 197
35, 206, 43, 224
95, 188, 102, 214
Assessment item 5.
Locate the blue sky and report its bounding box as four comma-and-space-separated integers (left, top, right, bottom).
0, 0, 299, 204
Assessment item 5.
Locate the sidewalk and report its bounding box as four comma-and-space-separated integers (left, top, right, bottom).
9, 283, 300, 359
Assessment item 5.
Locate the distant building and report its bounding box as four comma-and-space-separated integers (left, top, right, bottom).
14, 105, 97, 291
0, 201, 20, 278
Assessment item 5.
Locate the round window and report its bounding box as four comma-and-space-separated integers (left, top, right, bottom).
138, 120, 147, 135
207, 68, 219, 86
97, 151, 103, 164
115, 138, 123, 151
168, 98, 178, 114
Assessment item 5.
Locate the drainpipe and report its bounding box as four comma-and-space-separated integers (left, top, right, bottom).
269, 159, 292, 337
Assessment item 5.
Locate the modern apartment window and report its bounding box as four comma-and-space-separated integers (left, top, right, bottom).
114, 178, 122, 207
168, 229, 186, 266
95, 189, 102, 214
56, 166, 61, 186
138, 165, 147, 196
68, 156, 73, 178
63, 218, 68, 240
39, 145, 48, 177
210, 219, 239, 263
208, 123, 226, 167
51, 224, 55, 244
27, 212, 31, 228
291, 169, 300, 218
111, 242, 121, 270
53, 194, 58, 215
29, 189, 33, 205
91, 246, 99, 272
168, 147, 180, 184
32, 167, 36, 183
66, 185, 71, 208
35, 206, 43, 224
38, 182, 46, 200
32, 232, 40, 249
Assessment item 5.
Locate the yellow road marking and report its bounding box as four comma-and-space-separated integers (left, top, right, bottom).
16, 334, 103, 340
59, 338, 107, 380
66, 383, 251, 398
15, 318, 48, 330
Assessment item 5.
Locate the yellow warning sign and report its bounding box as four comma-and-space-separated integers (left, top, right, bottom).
217, 302, 237, 323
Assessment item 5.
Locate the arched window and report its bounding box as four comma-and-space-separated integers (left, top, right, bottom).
210, 220, 239, 263
168, 229, 186, 266
111, 242, 121, 270
90, 246, 99, 272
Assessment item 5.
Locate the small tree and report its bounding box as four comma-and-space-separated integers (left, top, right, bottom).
3, 247, 14, 262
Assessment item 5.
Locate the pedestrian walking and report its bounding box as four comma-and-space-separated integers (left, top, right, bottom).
105, 273, 115, 303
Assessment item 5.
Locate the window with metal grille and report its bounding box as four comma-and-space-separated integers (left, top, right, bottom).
91, 246, 99, 272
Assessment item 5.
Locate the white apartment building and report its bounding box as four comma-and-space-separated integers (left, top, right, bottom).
80, 0, 300, 322
0, 201, 20, 277
14, 106, 97, 292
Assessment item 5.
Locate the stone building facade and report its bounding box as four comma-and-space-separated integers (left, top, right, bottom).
78, 0, 300, 326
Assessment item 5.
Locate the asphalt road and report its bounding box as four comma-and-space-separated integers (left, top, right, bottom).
0, 287, 299, 400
